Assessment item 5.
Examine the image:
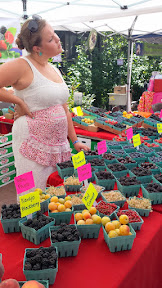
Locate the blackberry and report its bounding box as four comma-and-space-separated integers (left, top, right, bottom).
0, 26, 7, 34
24, 262, 32, 270
32, 263, 41, 270
57, 234, 64, 242
2, 204, 6, 209
42, 265, 48, 270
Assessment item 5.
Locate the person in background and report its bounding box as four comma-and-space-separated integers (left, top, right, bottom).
0, 15, 89, 201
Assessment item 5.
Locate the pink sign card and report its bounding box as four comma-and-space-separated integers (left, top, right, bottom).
14, 171, 35, 195
126, 127, 133, 140
97, 140, 107, 155
160, 109, 162, 118
77, 163, 92, 182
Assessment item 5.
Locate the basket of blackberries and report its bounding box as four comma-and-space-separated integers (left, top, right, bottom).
87, 158, 106, 171
1, 203, 25, 233
56, 160, 74, 179
102, 153, 118, 164
141, 182, 162, 205
23, 246, 58, 285
94, 170, 116, 190
128, 152, 147, 164
117, 156, 137, 170
116, 175, 141, 197
153, 172, 162, 184
106, 163, 128, 179
140, 162, 159, 174
84, 150, 101, 160
50, 223, 81, 257
130, 167, 152, 184
19, 211, 55, 245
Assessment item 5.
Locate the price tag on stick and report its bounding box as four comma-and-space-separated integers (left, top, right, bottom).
77, 163, 92, 182
72, 106, 83, 116
19, 191, 40, 218
72, 151, 86, 169
160, 109, 162, 119
82, 183, 98, 210
132, 133, 141, 149
126, 127, 133, 141
14, 171, 35, 195
97, 140, 107, 155
157, 123, 162, 134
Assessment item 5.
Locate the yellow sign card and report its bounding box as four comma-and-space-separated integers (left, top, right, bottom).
20, 191, 40, 218
157, 123, 162, 134
82, 183, 98, 210
132, 133, 141, 148
72, 151, 86, 169
72, 106, 83, 116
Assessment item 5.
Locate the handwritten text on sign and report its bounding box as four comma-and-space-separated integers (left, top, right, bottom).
82, 183, 98, 210
14, 171, 35, 195
20, 191, 40, 218
77, 163, 92, 182
72, 106, 83, 116
97, 140, 107, 155
132, 133, 141, 148
157, 123, 162, 133
72, 151, 86, 169
126, 127, 133, 140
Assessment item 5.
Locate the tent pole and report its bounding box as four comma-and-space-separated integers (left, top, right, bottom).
126, 30, 131, 112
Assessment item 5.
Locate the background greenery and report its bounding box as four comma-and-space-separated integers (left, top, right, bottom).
59, 33, 162, 110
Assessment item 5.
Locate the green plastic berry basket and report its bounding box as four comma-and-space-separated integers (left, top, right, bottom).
49, 224, 81, 257
116, 209, 144, 231
116, 179, 141, 198
0, 215, 26, 233
40, 198, 50, 213
141, 183, 162, 205
86, 163, 107, 172
128, 197, 152, 217
103, 157, 118, 165
106, 166, 128, 179
64, 177, 83, 192
19, 280, 49, 288
68, 193, 86, 211
129, 170, 152, 184
140, 162, 161, 176
102, 223, 136, 253
97, 202, 120, 220
94, 172, 116, 190
74, 210, 101, 239
80, 184, 105, 199
23, 247, 58, 285
45, 186, 66, 199
56, 163, 74, 179
85, 154, 102, 160
108, 144, 123, 150
48, 207, 74, 225
101, 191, 126, 208
128, 152, 147, 164
19, 215, 55, 245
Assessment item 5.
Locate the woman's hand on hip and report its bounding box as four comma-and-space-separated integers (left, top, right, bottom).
14, 102, 32, 120
74, 142, 90, 152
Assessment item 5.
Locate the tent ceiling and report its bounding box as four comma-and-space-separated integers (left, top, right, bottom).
0, 0, 162, 38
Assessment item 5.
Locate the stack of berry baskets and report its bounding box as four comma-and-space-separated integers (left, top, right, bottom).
94, 170, 116, 190
80, 183, 105, 199
74, 208, 102, 239
19, 211, 55, 245
141, 181, 162, 205
68, 193, 86, 211
101, 190, 126, 208
116, 174, 141, 198
23, 246, 58, 285
96, 200, 119, 220
18, 281, 49, 288
63, 176, 82, 192
45, 185, 66, 199
49, 223, 81, 257
127, 196, 152, 217
56, 160, 74, 179
0, 203, 25, 233
116, 209, 144, 230
102, 212, 136, 253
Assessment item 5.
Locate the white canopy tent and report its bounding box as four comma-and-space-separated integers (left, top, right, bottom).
0, 0, 162, 110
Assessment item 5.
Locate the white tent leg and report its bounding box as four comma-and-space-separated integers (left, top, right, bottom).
127, 40, 134, 112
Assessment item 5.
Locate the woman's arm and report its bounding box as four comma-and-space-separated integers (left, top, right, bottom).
0, 59, 32, 118
62, 103, 90, 152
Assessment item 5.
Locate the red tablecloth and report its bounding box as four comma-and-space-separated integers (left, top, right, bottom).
0, 116, 13, 134
74, 127, 116, 140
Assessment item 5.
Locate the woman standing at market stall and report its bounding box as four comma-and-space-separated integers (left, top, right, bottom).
0, 15, 89, 201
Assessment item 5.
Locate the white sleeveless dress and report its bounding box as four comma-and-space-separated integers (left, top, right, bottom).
12, 57, 71, 200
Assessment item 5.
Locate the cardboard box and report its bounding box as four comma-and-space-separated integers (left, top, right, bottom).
0, 132, 12, 147
0, 144, 13, 158
0, 162, 15, 176
0, 153, 14, 167
0, 170, 16, 187
114, 86, 126, 94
